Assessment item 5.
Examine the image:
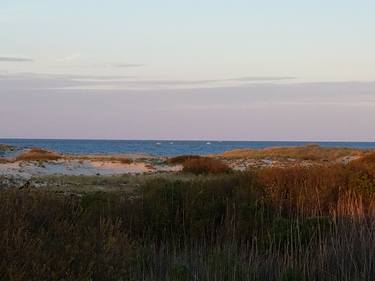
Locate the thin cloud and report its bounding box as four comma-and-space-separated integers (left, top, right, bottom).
56, 54, 82, 62
230, 76, 296, 81
114, 63, 145, 68
0, 56, 33, 62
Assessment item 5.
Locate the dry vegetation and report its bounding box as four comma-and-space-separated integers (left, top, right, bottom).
168, 155, 231, 174
14, 148, 63, 161
72, 155, 133, 164
10, 148, 133, 164
167, 155, 202, 164
1, 152, 375, 280
218, 144, 367, 161
0, 144, 13, 152
182, 157, 231, 174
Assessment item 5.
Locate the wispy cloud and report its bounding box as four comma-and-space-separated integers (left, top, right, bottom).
114, 63, 145, 68
0, 72, 299, 90
230, 76, 296, 81
56, 54, 82, 62
0, 56, 33, 62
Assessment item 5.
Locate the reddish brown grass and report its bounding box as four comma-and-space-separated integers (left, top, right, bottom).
15, 148, 63, 161
167, 155, 202, 164
182, 157, 231, 174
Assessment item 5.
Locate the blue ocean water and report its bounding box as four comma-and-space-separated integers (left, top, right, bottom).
1, 139, 375, 157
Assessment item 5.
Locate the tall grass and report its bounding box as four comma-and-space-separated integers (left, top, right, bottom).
1, 156, 375, 280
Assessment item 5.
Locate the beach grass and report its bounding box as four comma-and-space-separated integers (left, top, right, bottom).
14, 148, 63, 161
1, 153, 375, 280
217, 144, 368, 161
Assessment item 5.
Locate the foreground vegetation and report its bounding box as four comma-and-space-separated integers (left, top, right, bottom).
1, 153, 375, 280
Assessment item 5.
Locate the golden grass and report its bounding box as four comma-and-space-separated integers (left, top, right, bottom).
15, 148, 63, 161
355, 151, 375, 165
217, 144, 367, 161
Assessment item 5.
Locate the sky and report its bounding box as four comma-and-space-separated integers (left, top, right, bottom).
1, 1, 375, 141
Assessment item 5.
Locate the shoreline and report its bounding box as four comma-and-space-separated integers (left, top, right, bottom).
1, 145, 373, 189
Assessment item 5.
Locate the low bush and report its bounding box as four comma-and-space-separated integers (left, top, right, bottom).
167, 155, 202, 164
182, 157, 231, 174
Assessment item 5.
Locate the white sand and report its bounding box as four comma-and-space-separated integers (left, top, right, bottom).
0, 159, 182, 179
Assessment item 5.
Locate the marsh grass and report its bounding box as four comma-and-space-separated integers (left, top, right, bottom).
1, 156, 375, 280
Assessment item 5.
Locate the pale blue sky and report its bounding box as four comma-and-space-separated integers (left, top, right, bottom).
1, 1, 375, 140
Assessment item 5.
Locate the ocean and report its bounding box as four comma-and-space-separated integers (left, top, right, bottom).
1, 139, 375, 157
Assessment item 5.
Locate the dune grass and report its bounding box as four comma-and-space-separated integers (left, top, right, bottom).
2, 154, 375, 280
218, 144, 367, 161
13, 148, 134, 164
14, 148, 63, 161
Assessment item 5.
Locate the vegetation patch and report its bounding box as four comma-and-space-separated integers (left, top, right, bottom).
182, 157, 231, 174
218, 144, 367, 161
74, 155, 133, 164
14, 148, 63, 162
0, 144, 14, 152
2, 149, 375, 280
167, 155, 202, 164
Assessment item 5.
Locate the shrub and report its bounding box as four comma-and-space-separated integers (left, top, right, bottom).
168, 155, 202, 164
182, 157, 231, 174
